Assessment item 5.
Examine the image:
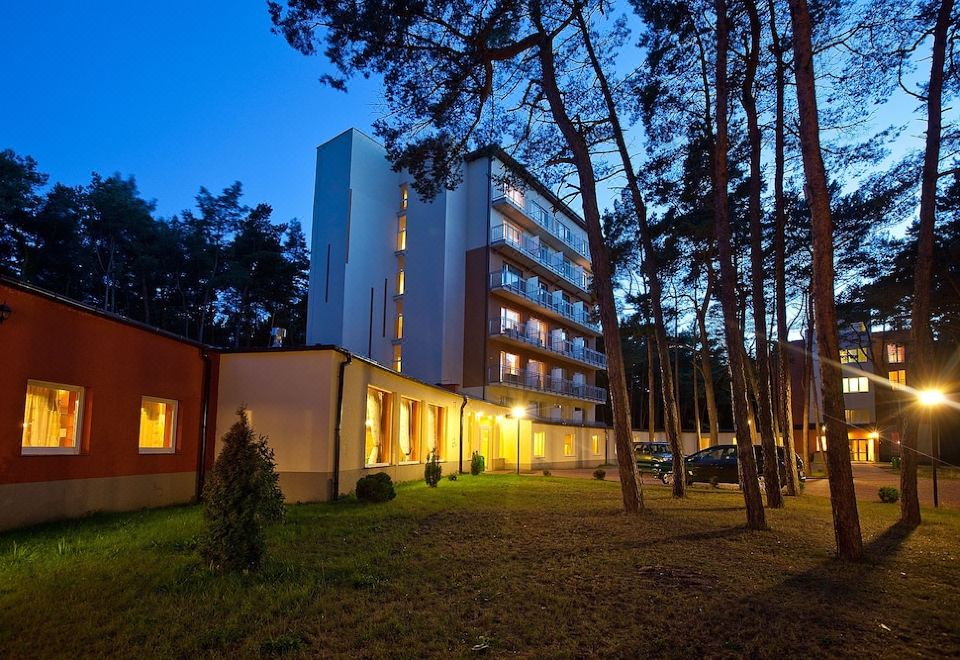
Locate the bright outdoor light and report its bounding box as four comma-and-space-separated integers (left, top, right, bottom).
917, 389, 946, 407
511, 406, 526, 419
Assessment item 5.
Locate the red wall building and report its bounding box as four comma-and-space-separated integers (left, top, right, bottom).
0, 279, 219, 530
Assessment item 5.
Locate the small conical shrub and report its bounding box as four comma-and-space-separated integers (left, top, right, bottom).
424, 450, 442, 487
200, 407, 284, 571
470, 451, 485, 475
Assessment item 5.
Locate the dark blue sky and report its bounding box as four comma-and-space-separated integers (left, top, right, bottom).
2, 2, 927, 245
0, 1, 382, 235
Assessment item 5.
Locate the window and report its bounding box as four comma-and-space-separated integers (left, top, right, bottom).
393, 345, 402, 373
425, 405, 444, 460
503, 182, 524, 207
398, 398, 420, 463
563, 433, 575, 457
396, 268, 405, 296
530, 202, 549, 226
591, 434, 601, 455
395, 302, 404, 340
887, 343, 905, 364
400, 184, 409, 211
365, 388, 393, 467
21, 380, 84, 454
533, 431, 546, 458
500, 351, 520, 380
844, 408, 871, 424
139, 396, 178, 453
839, 348, 868, 364
842, 377, 869, 393
397, 215, 407, 251
889, 369, 906, 388
502, 263, 522, 287
501, 307, 520, 333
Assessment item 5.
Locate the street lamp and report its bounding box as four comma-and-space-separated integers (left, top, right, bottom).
917, 388, 945, 507
511, 405, 526, 475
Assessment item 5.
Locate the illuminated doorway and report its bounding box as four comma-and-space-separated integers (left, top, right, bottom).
849, 438, 876, 462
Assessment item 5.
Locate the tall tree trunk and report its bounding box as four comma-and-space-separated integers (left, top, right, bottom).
693, 341, 703, 449
742, 0, 783, 507
535, 26, 643, 512
788, 0, 863, 559
714, 0, 766, 529
902, 0, 953, 526
648, 333, 656, 443
576, 9, 686, 495
697, 265, 721, 446
768, 0, 800, 496
799, 305, 812, 466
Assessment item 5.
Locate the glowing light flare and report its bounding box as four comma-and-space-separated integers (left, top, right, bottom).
511, 406, 526, 419
918, 389, 946, 407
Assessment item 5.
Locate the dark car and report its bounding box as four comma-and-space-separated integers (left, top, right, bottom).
634, 442, 672, 471
654, 444, 805, 487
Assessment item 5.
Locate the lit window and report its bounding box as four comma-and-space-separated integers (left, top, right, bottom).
533, 431, 546, 458
400, 184, 409, 211
844, 408, 870, 424
839, 348, 868, 364
395, 302, 403, 339
500, 351, 520, 380
397, 269, 405, 295
139, 396, 178, 453
563, 433, 575, 457
842, 377, 869, 393
365, 387, 393, 467
591, 434, 601, 455
886, 343, 905, 364
503, 182, 524, 207
398, 398, 420, 463
501, 307, 520, 333
889, 369, 906, 388
393, 345, 402, 373
425, 404, 444, 461
21, 380, 84, 454
397, 215, 407, 251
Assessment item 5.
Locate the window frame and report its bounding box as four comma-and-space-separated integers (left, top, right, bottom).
138, 395, 179, 454
533, 431, 546, 458
397, 397, 421, 465
364, 387, 394, 468
20, 379, 85, 456
563, 433, 575, 457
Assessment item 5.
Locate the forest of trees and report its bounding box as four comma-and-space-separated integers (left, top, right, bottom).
271, 0, 958, 556
0, 150, 310, 348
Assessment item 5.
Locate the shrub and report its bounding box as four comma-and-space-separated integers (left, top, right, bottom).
542, 469, 551, 476
201, 407, 284, 572
447, 473, 458, 481
879, 486, 900, 503
424, 450, 442, 487
356, 472, 396, 503
470, 451, 486, 476
890, 456, 901, 470
593, 468, 606, 480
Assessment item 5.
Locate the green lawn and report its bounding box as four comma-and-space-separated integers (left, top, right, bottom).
1, 475, 958, 657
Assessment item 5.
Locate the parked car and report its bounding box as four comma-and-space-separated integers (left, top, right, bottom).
653, 445, 805, 487
634, 442, 672, 471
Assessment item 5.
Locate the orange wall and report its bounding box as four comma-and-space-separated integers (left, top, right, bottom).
0, 283, 219, 486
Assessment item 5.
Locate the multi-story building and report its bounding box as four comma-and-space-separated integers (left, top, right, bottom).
792, 323, 915, 463
306, 128, 607, 425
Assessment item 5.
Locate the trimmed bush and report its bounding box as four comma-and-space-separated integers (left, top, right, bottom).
879, 486, 900, 504
542, 469, 551, 476
424, 450, 442, 487
471, 451, 486, 476
447, 473, 458, 481
201, 407, 284, 572
593, 468, 606, 481
356, 472, 396, 503
891, 456, 901, 470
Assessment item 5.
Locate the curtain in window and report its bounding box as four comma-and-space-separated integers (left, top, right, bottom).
425, 406, 440, 459
365, 390, 383, 465
22, 385, 67, 447
399, 399, 412, 459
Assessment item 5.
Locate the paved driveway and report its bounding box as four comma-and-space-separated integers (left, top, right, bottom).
538, 463, 960, 509
802, 463, 959, 509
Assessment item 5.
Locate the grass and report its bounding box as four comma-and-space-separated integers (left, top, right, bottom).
883, 464, 960, 480
1, 475, 958, 658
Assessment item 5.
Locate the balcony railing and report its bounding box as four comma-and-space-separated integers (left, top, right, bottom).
490, 319, 607, 368
489, 271, 600, 333
492, 191, 590, 259
491, 224, 590, 291
488, 366, 607, 403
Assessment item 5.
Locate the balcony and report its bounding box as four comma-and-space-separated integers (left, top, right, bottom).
490, 223, 590, 292
492, 191, 590, 260
488, 367, 607, 403
490, 319, 607, 368
489, 271, 600, 335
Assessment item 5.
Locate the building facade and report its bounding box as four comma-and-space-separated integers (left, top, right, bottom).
306, 129, 607, 427
792, 323, 916, 463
